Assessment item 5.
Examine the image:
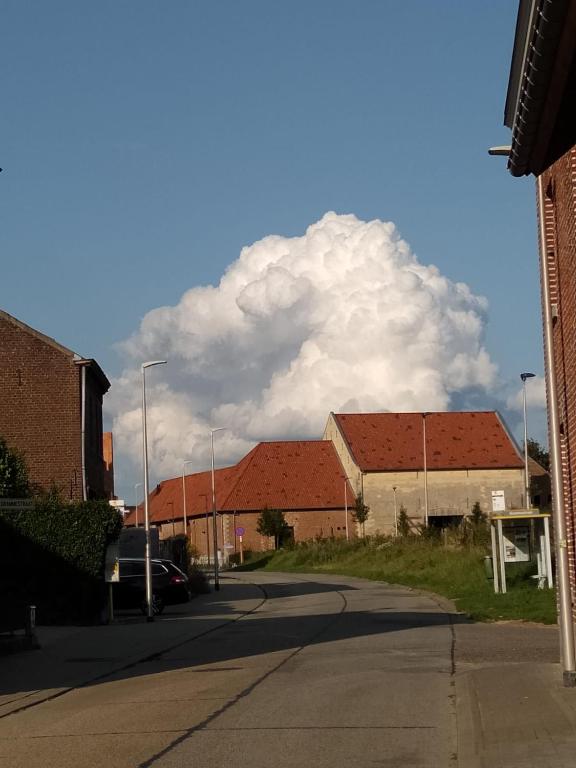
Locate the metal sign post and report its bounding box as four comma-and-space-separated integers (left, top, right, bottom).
235, 527, 245, 565
104, 542, 120, 623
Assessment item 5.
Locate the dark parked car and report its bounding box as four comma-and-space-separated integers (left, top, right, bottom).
113, 558, 191, 615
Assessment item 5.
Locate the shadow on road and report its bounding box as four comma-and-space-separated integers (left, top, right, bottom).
0, 575, 467, 701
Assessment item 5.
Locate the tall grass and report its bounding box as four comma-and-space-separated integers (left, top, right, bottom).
240, 535, 557, 624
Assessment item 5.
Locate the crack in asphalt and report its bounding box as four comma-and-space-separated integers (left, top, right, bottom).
137, 578, 350, 768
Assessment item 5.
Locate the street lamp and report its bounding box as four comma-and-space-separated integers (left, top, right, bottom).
141, 359, 167, 623
521, 372, 536, 509
199, 493, 210, 564
422, 413, 431, 527
343, 477, 352, 541
210, 427, 226, 591
168, 501, 175, 539
182, 459, 195, 541
134, 482, 142, 527
392, 486, 398, 536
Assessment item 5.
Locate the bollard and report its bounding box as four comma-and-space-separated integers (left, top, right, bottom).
484, 555, 494, 579
25, 605, 36, 637
25, 605, 40, 649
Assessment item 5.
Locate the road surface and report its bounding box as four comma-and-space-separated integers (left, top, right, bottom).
0, 571, 462, 767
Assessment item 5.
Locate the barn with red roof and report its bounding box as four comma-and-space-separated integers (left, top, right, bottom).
124, 440, 355, 560
124, 410, 536, 556
324, 411, 527, 535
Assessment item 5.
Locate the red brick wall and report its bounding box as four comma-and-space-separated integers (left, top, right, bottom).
183, 507, 356, 558
0, 316, 83, 499
539, 145, 576, 606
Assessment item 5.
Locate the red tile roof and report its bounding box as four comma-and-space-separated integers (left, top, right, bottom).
225, 441, 351, 511
125, 440, 353, 526
333, 412, 524, 472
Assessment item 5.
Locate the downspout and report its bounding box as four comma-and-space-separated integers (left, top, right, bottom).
537, 174, 576, 686
81, 363, 87, 501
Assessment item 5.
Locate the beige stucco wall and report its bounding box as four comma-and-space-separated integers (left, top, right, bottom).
324, 413, 525, 536
323, 414, 362, 491
362, 467, 525, 535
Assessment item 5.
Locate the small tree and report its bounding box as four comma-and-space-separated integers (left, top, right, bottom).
397, 504, 411, 537
257, 507, 289, 549
0, 438, 31, 498
466, 501, 489, 546
470, 501, 485, 526
526, 438, 550, 471
353, 493, 370, 537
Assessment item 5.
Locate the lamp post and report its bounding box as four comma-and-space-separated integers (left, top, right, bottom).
392, 486, 398, 536
199, 493, 210, 564
182, 459, 195, 542
520, 372, 536, 509
141, 359, 167, 623
210, 427, 226, 591
343, 477, 352, 541
134, 482, 142, 528
422, 413, 430, 527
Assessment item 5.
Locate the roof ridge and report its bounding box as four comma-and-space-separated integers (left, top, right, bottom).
335, 410, 497, 416
494, 409, 524, 463
219, 443, 260, 509
0, 308, 78, 359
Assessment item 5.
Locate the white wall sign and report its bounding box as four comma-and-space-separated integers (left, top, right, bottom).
491, 490, 506, 513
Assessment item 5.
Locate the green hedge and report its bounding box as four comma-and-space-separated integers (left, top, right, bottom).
0, 501, 122, 625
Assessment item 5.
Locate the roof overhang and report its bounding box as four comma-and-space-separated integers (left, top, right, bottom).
505, 0, 576, 176
75, 358, 111, 394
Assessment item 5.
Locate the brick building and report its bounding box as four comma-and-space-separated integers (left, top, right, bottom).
324, 411, 526, 534
501, 0, 576, 679
0, 309, 112, 500
124, 440, 355, 558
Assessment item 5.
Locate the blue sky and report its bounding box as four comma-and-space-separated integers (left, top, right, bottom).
1, 2, 544, 499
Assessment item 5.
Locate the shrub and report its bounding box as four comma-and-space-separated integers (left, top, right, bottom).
0, 499, 122, 624
0, 437, 31, 498
353, 493, 370, 536
464, 502, 490, 547
397, 504, 411, 537
257, 508, 289, 549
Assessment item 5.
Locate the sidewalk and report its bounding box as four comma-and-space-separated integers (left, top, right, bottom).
0, 576, 264, 718
455, 621, 576, 767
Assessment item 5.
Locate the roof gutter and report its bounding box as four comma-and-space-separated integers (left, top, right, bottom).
537, 175, 576, 685
76, 360, 90, 501
505, 0, 575, 176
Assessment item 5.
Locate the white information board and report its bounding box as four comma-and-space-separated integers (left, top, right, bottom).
502, 524, 531, 563
492, 490, 506, 513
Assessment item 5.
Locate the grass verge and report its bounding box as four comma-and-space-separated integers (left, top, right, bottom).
236, 537, 557, 624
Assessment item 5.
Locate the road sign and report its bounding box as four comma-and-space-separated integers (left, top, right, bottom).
0, 498, 33, 510
235, 526, 245, 536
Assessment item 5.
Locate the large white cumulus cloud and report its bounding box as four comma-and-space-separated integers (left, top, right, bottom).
108, 212, 497, 479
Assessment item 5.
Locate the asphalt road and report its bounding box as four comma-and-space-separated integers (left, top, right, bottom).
0, 572, 460, 768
